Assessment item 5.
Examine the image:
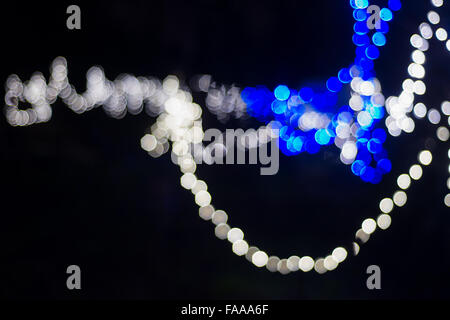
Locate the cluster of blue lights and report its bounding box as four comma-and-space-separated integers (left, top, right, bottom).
242, 0, 401, 184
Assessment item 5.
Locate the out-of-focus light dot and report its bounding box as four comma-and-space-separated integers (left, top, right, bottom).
366, 45, 380, 60
420, 39, 430, 53
266, 256, 280, 272
446, 39, 450, 51
326, 77, 343, 92
399, 81, 412, 94
437, 127, 450, 141
408, 63, 425, 78
447, 177, 450, 190
419, 150, 432, 165
356, 228, 370, 243
274, 85, 290, 101
413, 80, 426, 95
380, 198, 394, 213
410, 34, 424, 48
342, 141, 358, 160
140, 134, 157, 151
195, 190, 211, 206
419, 37, 429, 50
232, 240, 249, 256
227, 227, 244, 243
377, 158, 392, 174
357, 111, 373, 127
324, 255, 338, 271
360, 81, 375, 95
191, 180, 207, 194
412, 50, 426, 64
355, 0, 369, 9
441, 101, 450, 115
351, 77, 363, 92
336, 124, 351, 139
371, 92, 385, 107
393, 190, 408, 207
211, 210, 228, 225
409, 164, 423, 180
397, 174, 411, 189
377, 214, 392, 230
361, 166, 377, 183
436, 28, 448, 41
314, 129, 330, 145
173, 140, 189, 156
332, 247, 348, 263
368, 138, 382, 154
287, 256, 300, 272
431, 0, 443, 7
350, 95, 364, 111
419, 22, 434, 39
199, 205, 214, 220
399, 91, 414, 106
401, 117, 415, 133
362, 218, 377, 234
387, 122, 401, 137
353, 242, 360, 256
413, 103, 427, 118
180, 173, 197, 189
372, 32, 386, 46
271, 100, 287, 114
445, 194, 450, 207
428, 11, 440, 24
314, 258, 327, 274
245, 246, 259, 262
428, 108, 441, 124
252, 251, 269, 267
299, 256, 315, 272
293, 136, 305, 151
214, 223, 230, 240
180, 157, 197, 174
162, 75, 179, 95
380, 8, 393, 21
354, 9, 367, 21
277, 259, 290, 275
338, 68, 352, 83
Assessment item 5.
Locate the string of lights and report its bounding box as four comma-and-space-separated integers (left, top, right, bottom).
241, 0, 404, 184
140, 77, 447, 275
3, 0, 449, 275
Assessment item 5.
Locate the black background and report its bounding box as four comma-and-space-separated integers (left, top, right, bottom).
1, 1, 449, 299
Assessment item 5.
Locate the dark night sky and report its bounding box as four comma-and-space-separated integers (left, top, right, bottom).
1, 1, 449, 299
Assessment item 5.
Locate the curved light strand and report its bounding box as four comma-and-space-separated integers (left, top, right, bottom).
3, 0, 449, 274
